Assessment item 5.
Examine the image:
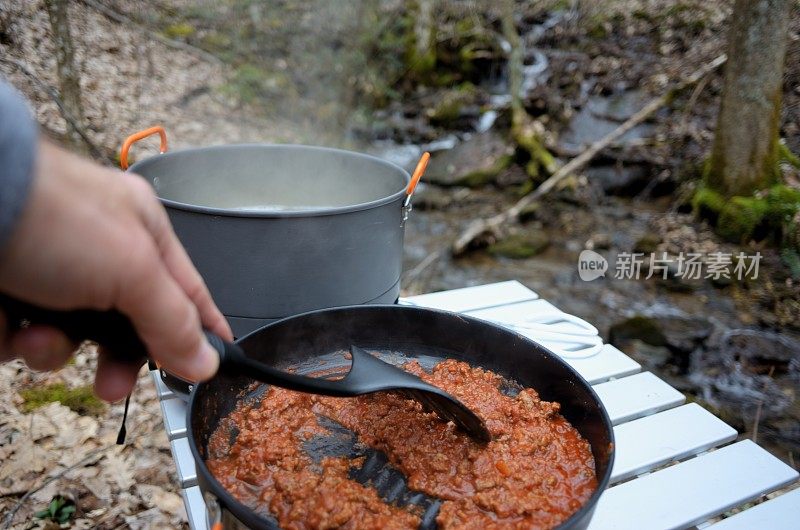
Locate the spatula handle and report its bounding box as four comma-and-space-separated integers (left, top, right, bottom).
0, 293, 147, 366
0, 293, 366, 397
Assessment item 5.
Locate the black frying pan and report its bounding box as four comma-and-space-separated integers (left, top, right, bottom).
189, 305, 615, 530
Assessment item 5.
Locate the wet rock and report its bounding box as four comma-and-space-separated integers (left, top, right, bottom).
633, 232, 661, 254
627, 339, 672, 371
689, 328, 799, 438
586, 233, 611, 250
487, 232, 550, 259
609, 316, 667, 348
413, 185, 455, 211
609, 314, 713, 355
655, 261, 697, 293
425, 85, 481, 128
585, 164, 652, 196
559, 92, 655, 151
495, 164, 531, 188
717, 329, 800, 376
658, 316, 714, 354
425, 131, 514, 187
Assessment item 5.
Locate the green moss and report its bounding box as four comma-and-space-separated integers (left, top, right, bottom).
460, 154, 513, 187
779, 142, 800, 168
587, 23, 608, 39
163, 22, 195, 40
663, 3, 692, 17
717, 196, 769, 242
696, 184, 800, 243
692, 185, 726, 224
221, 64, 289, 104
21, 383, 104, 416
488, 233, 550, 259
200, 31, 232, 53
427, 84, 476, 126
512, 112, 557, 179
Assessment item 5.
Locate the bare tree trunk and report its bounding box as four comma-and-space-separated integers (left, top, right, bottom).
406, 0, 437, 74
706, 0, 791, 197
500, 0, 523, 119
501, 0, 555, 179
44, 0, 87, 154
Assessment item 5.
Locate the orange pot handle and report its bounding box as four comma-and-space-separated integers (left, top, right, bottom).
406, 151, 430, 198
120, 126, 168, 170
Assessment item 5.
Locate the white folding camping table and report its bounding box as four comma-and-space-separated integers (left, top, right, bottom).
152, 281, 800, 530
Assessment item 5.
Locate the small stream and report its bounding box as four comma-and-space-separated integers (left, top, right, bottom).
364, 14, 799, 465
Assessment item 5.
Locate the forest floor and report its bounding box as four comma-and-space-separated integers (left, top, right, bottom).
1, 0, 799, 528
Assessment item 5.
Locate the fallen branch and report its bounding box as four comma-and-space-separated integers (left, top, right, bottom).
78, 0, 223, 65
452, 53, 728, 256
0, 56, 107, 161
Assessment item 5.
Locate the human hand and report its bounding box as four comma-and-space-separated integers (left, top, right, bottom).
0, 140, 233, 400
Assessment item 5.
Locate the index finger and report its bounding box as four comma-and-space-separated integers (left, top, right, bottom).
126, 173, 233, 341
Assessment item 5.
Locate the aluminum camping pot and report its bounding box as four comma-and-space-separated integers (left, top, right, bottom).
187, 305, 615, 530
120, 127, 425, 338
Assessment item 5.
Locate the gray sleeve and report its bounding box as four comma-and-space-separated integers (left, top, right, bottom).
0, 80, 37, 250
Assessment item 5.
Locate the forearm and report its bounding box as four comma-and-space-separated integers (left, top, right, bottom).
0, 80, 38, 251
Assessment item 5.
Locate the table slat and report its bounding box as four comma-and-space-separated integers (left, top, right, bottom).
182, 486, 209, 530
592, 371, 685, 425
707, 487, 800, 530
161, 397, 188, 440
564, 345, 641, 385
586, 440, 799, 530
401, 280, 537, 312
464, 299, 565, 325
611, 403, 737, 483
170, 436, 198, 488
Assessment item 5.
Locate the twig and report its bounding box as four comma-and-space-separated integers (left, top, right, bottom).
0, 56, 106, 161
751, 365, 776, 444
77, 0, 222, 65
451, 53, 728, 256
402, 249, 444, 294
679, 74, 711, 135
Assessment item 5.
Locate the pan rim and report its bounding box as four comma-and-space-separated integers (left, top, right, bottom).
187, 304, 616, 529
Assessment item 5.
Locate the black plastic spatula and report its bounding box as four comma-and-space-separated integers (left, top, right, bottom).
0, 294, 491, 443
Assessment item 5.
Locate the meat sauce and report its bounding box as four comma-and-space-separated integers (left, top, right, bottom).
207, 359, 597, 529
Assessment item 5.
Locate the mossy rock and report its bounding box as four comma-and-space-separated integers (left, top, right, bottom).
426, 84, 478, 127
163, 23, 195, 40
425, 131, 514, 188
21, 383, 104, 416
488, 233, 550, 259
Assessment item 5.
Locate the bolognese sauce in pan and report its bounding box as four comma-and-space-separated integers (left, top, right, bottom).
207, 358, 597, 529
